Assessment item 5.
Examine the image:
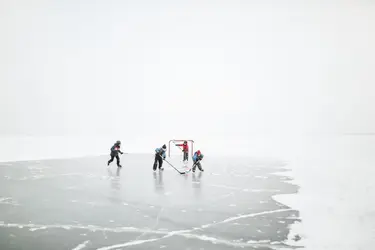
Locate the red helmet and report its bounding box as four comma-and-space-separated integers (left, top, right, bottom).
197, 150, 201, 155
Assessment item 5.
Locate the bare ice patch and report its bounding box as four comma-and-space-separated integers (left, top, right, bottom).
210, 184, 280, 193
0, 208, 293, 250
0, 163, 13, 167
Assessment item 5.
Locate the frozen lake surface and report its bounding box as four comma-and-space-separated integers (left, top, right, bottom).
0, 154, 299, 250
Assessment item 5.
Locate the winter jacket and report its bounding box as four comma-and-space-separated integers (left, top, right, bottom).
155, 147, 166, 159
193, 152, 204, 162
111, 144, 123, 156
176, 143, 189, 153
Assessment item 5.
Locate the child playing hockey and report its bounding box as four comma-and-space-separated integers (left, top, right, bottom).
192, 150, 204, 172
153, 144, 167, 171
175, 140, 189, 163
108, 140, 124, 167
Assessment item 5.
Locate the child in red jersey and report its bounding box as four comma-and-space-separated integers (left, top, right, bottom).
175, 140, 189, 163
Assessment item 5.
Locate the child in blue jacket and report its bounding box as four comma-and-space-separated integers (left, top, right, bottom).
153, 144, 167, 171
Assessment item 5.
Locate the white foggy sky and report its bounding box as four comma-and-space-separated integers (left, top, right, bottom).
1, 0, 374, 153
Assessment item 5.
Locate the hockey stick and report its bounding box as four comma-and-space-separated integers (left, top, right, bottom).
163, 159, 188, 175
172, 140, 191, 153
185, 160, 200, 173
172, 140, 184, 152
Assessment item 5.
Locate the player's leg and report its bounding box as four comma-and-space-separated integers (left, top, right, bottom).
158, 156, 163, 170
108, 154, 115, 165
116, 155, 121, 167
153, 155, 158, 171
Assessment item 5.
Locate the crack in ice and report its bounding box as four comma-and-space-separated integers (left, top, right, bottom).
96, 238, 163, 250
0, 222, 164, 235
96, 208, 293, 249
199, 209, 293, 229
72, 240, 90, 250
0, 209, 293, 249
135, 207, 164, 241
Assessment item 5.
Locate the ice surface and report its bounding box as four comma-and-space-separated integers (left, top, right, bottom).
0, 154, 298, 250
72, 240, 91, 250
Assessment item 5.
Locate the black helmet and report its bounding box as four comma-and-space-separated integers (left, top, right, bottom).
116, 140, 121, 145
162, 144, 166, 149
183, 141, 187, 144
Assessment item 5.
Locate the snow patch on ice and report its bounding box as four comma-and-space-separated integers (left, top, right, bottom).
0, 197, 19, 206
29, 226, 47, 232
255, 176, 268, 179
273, 138, 375, 250
247, 239, 270, 244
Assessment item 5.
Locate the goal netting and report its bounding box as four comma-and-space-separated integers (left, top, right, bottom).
168, 139, 195, 163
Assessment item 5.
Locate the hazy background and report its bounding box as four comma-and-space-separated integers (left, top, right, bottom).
1, 2, 375, 248
1, 0, 374, 159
